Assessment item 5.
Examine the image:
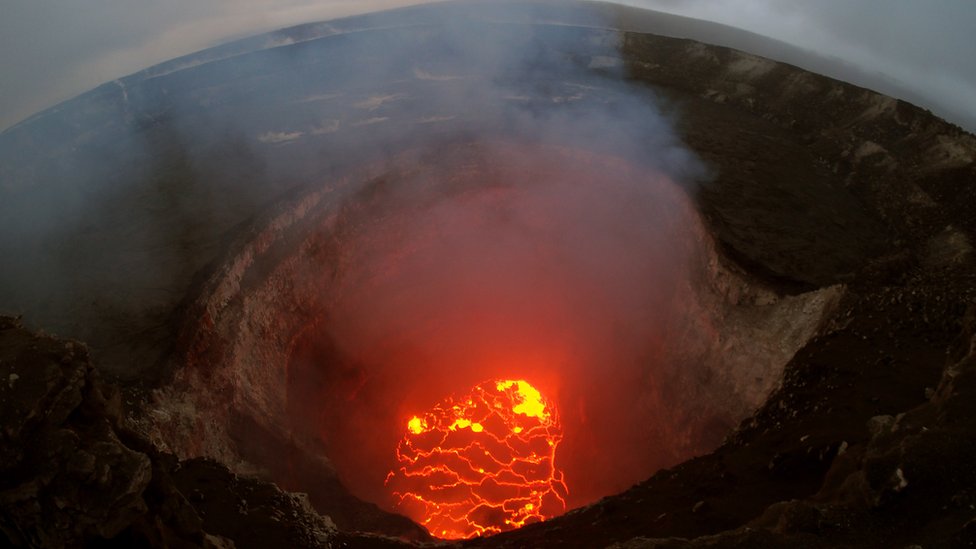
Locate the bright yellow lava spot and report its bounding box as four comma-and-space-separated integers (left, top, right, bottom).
390, 378, 566, 539
407, 416, 425, 434
448, 418, 485, 432
496, 379, 548, 419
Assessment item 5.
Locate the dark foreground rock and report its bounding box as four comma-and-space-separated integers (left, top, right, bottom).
0, 317, 335, 548
605, 303, 976, 548
5, 298, 976, 549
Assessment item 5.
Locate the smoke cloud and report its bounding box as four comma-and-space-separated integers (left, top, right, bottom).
2, 1, 974, 132
268, 4, 712, 511
299, 144, 701, 509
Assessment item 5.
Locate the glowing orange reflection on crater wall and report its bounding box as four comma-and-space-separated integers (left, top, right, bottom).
284, 144, 701, 531
386, 379, 567, 539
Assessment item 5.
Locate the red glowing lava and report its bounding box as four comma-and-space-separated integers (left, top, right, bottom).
386, 379, 567, 539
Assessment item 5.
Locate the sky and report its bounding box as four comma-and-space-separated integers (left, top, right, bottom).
1, 0, 974, 132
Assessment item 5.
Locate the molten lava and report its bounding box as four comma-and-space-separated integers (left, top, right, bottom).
386, 379, 567, 539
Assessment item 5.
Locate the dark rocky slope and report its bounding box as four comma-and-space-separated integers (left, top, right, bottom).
0, 317, 339, 548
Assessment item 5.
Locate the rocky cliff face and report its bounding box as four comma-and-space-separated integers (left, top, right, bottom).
0, 317, 336, 548
143, 141, 844, 520
0, 317, 152, 546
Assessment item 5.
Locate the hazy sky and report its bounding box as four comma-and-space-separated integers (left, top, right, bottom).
1, 0, 974, 131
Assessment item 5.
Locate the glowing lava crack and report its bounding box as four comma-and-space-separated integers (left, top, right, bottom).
386, 379, 568, 538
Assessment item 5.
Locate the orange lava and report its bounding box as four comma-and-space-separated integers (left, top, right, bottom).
386, 379, 568, 539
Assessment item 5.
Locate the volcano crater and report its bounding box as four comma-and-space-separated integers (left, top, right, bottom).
150, 140, 842, 537
2, 2, 975, 547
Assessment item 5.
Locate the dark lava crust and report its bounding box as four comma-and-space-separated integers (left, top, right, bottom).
2, 1, 976, 548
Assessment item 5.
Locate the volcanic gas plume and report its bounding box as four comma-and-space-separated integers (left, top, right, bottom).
284, 143, 711, 528
387, 378, 566, 538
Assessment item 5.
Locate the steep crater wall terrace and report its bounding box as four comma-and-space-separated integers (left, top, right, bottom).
144, 141, 843, 534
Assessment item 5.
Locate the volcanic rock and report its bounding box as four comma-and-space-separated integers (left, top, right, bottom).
0, 317, 337, 548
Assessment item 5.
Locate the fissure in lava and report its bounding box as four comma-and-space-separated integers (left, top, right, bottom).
386, 379, 567, 538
